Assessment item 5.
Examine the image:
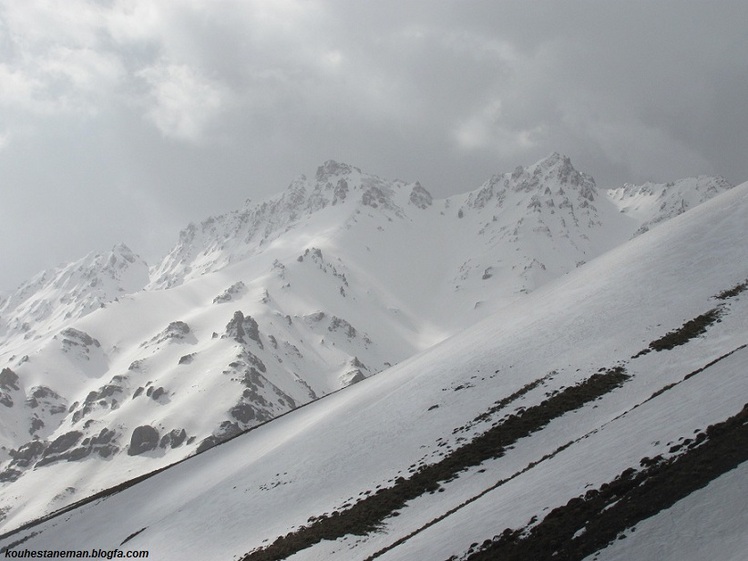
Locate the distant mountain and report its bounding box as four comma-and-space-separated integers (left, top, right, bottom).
0, 244, 148, 347
0, 154, 737, 538
607, 175, 734, 234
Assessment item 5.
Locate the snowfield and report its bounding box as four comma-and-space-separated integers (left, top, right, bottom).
0, 161, 745, 561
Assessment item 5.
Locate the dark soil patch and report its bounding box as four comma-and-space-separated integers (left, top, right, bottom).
633, 308, 722, 357
460, 402, 748, 561
714, 278, 748, 300
241, 368, 629, 561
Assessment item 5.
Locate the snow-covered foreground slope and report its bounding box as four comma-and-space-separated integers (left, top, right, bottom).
2, 181, 745, 560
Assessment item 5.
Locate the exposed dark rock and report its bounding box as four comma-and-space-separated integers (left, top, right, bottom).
72, 382, 124, 422
127, 425, 160, 456
142, 321, 193, 347
329, 316, 357, 338
66, 447, 91, 462
91, 384, 121, 400
361, 186, 389, 209
159, 428, 187, 449
241, 367, 265, 389
29, 416, 44, 434
0, 368, 20, 391
409, 182, 433, 209
91, 428, 115, 446
178, 353, 195, 365
316, 160, 358, 181
304, 311, 326, 324
332, 178, 349, 204
350, 357, 368, 371
9, 441, 46, 468
166, 321, 189, 335
25, 385, 63, 409
196, 421, 243, 454
59, 328, 101, 349
0, 469, 22, 483
97, 444, 118, 458
230, 403, 258, 424
23, 427, 120, 465
213, 282, 246, 304
0, 368, 20, 407
224, 311, 263, 349
242, 350, 267, 374
44, 431, 83, 456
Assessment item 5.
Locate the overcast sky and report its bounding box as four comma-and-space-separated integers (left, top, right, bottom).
1, 1, 747, 293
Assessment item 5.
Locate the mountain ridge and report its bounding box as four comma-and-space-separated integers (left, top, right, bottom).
0, 154, 737, 535
1, 178, 745, 560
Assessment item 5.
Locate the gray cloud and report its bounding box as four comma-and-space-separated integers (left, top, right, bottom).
1, 1, 747, 291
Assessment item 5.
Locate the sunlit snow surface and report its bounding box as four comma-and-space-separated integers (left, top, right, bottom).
0, 180, 745, 560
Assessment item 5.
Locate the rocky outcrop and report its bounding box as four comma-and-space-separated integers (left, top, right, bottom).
409, 182, 433, 209
224, 311, 263, 349
213, 282, 246, 304
128, 425, 160, 456
143, 321, 193, 347
0, 368, 20, 407
159, 428, 187, 449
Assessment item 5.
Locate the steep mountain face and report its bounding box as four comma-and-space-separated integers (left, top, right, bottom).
147, 160, 425, 290
0, 154, 735, 534
1, 179, 745, 561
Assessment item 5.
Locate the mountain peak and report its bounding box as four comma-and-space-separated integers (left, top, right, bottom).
315, 160, 361, 182
532, 152, 583, 178
501, 153, 597, 202
608, 175, 735, 236
0, 244, 149, 345
538, 151, 566, 166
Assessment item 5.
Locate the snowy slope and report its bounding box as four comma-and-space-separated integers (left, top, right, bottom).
1, 180, 745, 560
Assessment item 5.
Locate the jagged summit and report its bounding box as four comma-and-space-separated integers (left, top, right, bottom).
0, 244, 148, 345
315, 160, 362, 182
462, 153, 596, 211
510, 152, 597, 198
608, 175, 733, 235
149, 160, 432, 289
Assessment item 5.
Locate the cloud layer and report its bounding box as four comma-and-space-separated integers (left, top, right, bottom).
1, 1, 747, 290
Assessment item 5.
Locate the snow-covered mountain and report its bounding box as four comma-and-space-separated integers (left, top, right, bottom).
0, 154, 739, 551
1, 171, 745, 561
0, 244, 149, 347
607, 175, 734, 235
